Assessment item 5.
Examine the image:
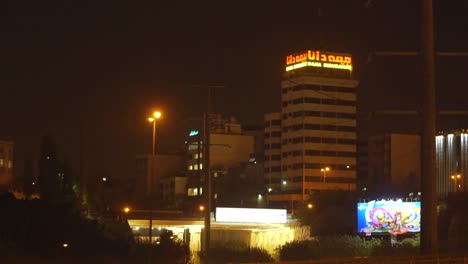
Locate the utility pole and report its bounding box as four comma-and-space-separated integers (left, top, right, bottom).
420, 0, 437, 255
198, 84, 224, 257
366, 1, 468, 255
203, 110, 211, 254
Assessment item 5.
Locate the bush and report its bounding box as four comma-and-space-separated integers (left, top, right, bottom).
129, 230, 191, 264
203, 243, 273, 264
278, 235, 419, 261
278, 239, 320, 261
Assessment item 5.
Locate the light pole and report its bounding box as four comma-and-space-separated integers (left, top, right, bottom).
321, 167, 330, 184
146, 111, 161, 262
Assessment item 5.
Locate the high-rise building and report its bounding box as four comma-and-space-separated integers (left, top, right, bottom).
0, 140, 14, 189
265, 50, 358, 205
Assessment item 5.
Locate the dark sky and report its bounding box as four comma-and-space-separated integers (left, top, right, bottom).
2, 0, 468, 181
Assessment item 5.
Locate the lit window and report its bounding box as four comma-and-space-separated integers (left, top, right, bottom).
0, 159, 3, 167
199, 153, 203, 159
188, 165, 193, 170
194, 153, 199, 159
194, 164, 199, 170
199, 187, 203, 195
214, 193, 218, 199
199, 163, 203, 170
187, 188, 198, 196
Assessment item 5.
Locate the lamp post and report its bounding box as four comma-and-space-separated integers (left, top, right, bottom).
148, 111, 162, 156
321, 167, 330, 184
147, 111, 161, 260
451, 174, 461, 192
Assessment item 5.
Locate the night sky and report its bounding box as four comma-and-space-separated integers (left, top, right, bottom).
2, 0, 468, 181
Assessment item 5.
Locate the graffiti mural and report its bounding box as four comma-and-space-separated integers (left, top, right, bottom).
357, 200, 421, 234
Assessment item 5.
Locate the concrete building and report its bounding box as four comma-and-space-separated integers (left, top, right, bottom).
0, 140, 13, 189
366, 133, 421, 195
265, 50, 358, 206
436, 130, 468, 196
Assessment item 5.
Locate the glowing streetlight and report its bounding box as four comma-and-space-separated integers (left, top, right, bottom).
199, 205, 205, 212
321, 167, 330, 183
307, 203, 313, 209
123, 207, 130, 214
451, 174, 462, 191
148, 111, 162, 156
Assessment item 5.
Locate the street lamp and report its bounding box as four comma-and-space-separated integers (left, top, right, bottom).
451, 174, 462, 192
147, 111, 162, 253
148, 111, 162, 156
321, 167, 330, 183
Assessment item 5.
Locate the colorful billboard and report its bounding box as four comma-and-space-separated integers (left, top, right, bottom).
357, 200, 421, 234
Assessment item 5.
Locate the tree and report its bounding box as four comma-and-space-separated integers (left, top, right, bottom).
22, 153, 34, 199
295, 190, 357, 236
59, 158, 79, 204
38, 134, 61, 204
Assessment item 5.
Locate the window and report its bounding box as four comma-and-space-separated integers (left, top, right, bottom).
194, 164, 199, 170
271, 143, 281, 149
271, 131, 281, 137
187, 188, 198, 196
188, 165, 193, 170
271, 155, 281, 161
199, 163, 203, 170
7, 161, 12, 169
271, 120, 281, 126
0, 159, 3, 167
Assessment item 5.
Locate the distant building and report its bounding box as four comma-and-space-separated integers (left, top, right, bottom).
134, 153, 185, 207
264, 113, 282, 195
357, 140, 369, 190
0, 140, 13, 189
159, 176, 187, 209
265, 50, 358, 208
436, 130, 468, 196
366, 133, 421, 195
185, 114, 255, 210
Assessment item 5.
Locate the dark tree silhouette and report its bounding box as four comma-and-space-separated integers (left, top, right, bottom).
38, 134, 61, 204
22, 153, 34, 199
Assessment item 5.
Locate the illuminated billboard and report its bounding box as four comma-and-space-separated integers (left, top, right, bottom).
216, 207, 287, 224
285, 50, 352, 72
357, 200, 421, 234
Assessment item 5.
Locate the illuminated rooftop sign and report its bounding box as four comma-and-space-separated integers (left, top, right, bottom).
189, 130, 199, 137
285, 50, 352, 72
216, 207, 287, 224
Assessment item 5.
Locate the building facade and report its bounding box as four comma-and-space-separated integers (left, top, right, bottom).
134, 153, 185, 207
265, 50, 358, 205
367, 133, 421, 195
185, 114, 255, 209
0, 140, 13, 189
436, 130, 468, 196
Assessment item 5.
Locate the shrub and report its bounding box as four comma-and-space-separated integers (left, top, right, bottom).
204, 244, 273, 264
278, 235, 418, 261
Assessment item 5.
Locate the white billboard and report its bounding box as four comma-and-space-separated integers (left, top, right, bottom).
215, 207, 287, 224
